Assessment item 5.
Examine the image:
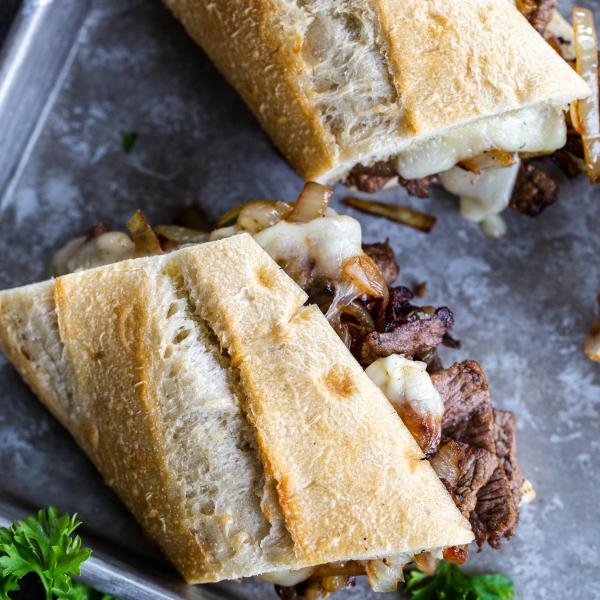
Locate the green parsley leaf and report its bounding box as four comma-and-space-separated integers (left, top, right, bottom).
121, 131, 138, 153
0, 507, 91, 600
405, 560, 515, 600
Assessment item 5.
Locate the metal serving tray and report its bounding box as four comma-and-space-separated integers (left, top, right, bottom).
0, 0, 598, 598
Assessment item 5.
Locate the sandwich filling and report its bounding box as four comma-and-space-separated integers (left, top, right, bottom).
50, 183, 529, 596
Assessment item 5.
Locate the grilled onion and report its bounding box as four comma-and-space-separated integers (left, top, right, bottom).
412, 552, 440, 576
237, 200, 292, 233
572, 6, 600, 183
585, 319, 600, 362
430, 440, 463, 488
458, 149, 516, 174
153, 225, 208, 247
126, 210, 162, 254
365, 555, 408, 593
341, 300, 375, 331
342, 254, 388, 302
342, 196, 436, 233
215, 204, 244, 228
287, 181, 333, 222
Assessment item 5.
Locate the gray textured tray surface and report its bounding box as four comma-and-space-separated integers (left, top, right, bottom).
0, 0, 599, 598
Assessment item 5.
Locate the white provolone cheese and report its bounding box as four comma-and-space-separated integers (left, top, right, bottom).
211, 213, 364, 286
366, 355, 444, 421
259, 567, 315, 586
51, 232, 136, 276
439, 156, 521, 231
395, 105, 565, 179
254, 215, 362, 281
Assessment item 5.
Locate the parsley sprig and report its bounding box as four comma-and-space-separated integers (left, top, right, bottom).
0, 506, 113, 600
405, 560, 515, 600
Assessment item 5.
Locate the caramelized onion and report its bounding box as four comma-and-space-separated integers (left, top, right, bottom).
153, 225, 208, 248
395, 402, 442, 458
287, 181, 333, 223
459, 150, 516, 174
312, 562, 364, 578
341, 254, 388, 302
320, 576, 355, 593
341, 300, 375, 331
584, 319, 600, 362
572, 6, 600, 183
215, 204, 244, 228
443, 545, 469, 565
429, 440, 464, 488
365, 556, 407, 593
412, 552, 440, 576
126, 210, 162, 254
342, 196, 436, 233
237, 200, 292, 234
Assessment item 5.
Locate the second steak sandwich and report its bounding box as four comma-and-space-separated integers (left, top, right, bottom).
0, 184, 529, 596
162, 0, 593, 228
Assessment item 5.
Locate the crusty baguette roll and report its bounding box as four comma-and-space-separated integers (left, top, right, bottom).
0, 235, 473, 583
162, 0, 589, 183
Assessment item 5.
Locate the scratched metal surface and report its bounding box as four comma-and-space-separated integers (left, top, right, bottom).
0, 1, 598, 598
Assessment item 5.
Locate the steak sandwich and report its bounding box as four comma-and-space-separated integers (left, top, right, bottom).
1, 184, 529, 596
161, 0, 594, 229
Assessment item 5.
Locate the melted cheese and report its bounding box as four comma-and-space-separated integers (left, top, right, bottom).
365, 355, 443, 420
395, 105, 565, 179
439, 156, 521, 235
51, 232, 135, 276
211, 214, 364, 287
259, 567, 315, 586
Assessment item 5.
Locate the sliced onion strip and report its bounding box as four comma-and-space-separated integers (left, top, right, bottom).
342, 196, 436, 233
458, 149, 516, 174
126, 210, 162, 254
215, 204, 244, 228
341, 300, 375, 331
153, 225, 208, 246
572, 6, 600, 183
287, 181, 333, 223
237, 200, 292, 234
342, 254, 389, 302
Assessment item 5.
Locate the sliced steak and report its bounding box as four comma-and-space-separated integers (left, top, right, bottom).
345, 161, 397, 193
344, 162, 439, 198
550, 149, 582, 180
363, 240, 399, 286
398, 174, 439, 199
493, 409, 525, 525
432, 362, 522, 548
432, 361, 496, 454
509, 161, 559, 217
471, 464, 518, 549
430, 440, 497, 518
359, 305, 454, 365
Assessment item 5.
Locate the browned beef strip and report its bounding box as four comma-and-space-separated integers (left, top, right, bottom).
471, 464, 518, 549
398, 174, 439, 199
564, 129, 585, 159
345, 161, 397, 193
550, 149, 582, 179
362, 240, 399, 286
431, 440, 498, 518
432, 362, 522, 548
358, 304, 454, 365
493, 410, 525, 520
344, 161, 439, 197
509, 161, 559, 217
432, 361, 496, 454
516, 0, 557, 34
454, 446, 499, 518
